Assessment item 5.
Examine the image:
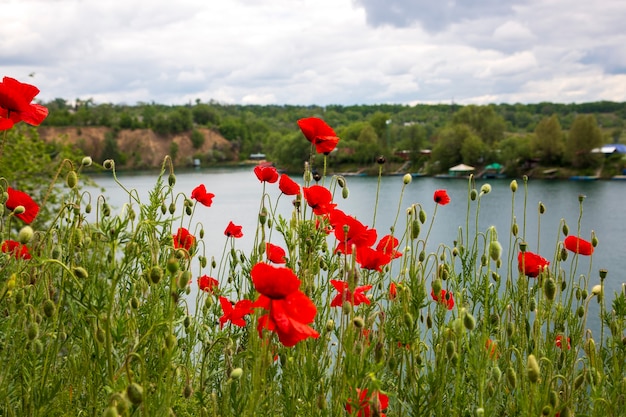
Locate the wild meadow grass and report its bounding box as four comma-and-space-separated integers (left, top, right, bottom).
1, 82, 625, 416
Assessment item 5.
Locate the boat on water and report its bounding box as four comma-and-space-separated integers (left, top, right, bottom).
569, 175, 599, 181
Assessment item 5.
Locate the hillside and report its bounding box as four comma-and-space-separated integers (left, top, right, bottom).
37, 126, 233, 169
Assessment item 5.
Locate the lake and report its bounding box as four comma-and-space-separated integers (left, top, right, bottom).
85, 167, 625, 329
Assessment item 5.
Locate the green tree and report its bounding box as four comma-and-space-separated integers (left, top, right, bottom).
566, 114, 603, 169
190, 130, 205, 149
452, 105, 506, 144
533, 115, 564, 165
430, 125, 472, 172
460, 134, 488, 167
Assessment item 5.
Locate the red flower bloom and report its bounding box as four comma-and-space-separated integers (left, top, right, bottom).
433, 189, 451, 205
198, 275, 219, 293
518, 251, 550, 278
254, 165, 279, 183
224, 221, 243, 238
251, 263, 319, 347
0, 76, 48, 127
219, 296, 253, 329
266, 242, 287, 264
303, 185, 336, 215
297, 117, 340, 155
346, 389, 389, 417
556, 335, 571, 350
6, 187, 40, 224
0, 116, 13, 131
431, 289, 455, 310
278, 174, 300, 195
389, 282, 398, 300
485, 339, 499, 359
376, 235, 402, 259
564, 235, 594, 256
190, 184, 215, 207
330, 279, 372, 307
330, 209, 377, 255
173, 227, 196, 251
1, 240, 32, 260
356, 246, 391, 272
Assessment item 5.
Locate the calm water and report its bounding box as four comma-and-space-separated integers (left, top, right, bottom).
86, 168, 626, 327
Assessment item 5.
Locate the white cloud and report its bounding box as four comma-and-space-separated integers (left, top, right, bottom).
0, 0, 624, 105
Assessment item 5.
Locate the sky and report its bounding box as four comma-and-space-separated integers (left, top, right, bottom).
2, 0, 626, 106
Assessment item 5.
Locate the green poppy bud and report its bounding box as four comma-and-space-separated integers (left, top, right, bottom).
480, 184, 491, 195
126, 382, 144, 405
73, 266, 89, 279
81, 156, 93, 166
511, 223, 519, 236
403, 173, 412, 185
492, 366, 502, 383
510, 180, 518, 192
18, 226, 34, 244
103, 159, 114, 170
325, 319, 335, 332
165, 334, 177, 350
527, 354, 540, 383
168, 173, 176, 187
352, 316, 365, 328
27, 322, 39, 340
403, 312, 414, 328
411, 219, 420, 239
539, 202, 546, 214
95, 327, 106, 344
150, 266, 164, 284
489, 241, 502, 262
103, 406, 119, 417
591, 232, 598, 248
562, 223, 569, 236
419, 209, 427, 224
463, 311, 476, 331
43, 299, 56, 318
506, 367, 517, 389
544, 277, 556, 301
470, 189, 478, 200
342, 186, 349, 199
66, 171, 78, 189
445, 340, 456, 360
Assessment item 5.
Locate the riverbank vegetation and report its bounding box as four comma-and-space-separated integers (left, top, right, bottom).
38, 98, 626, 178
2, 76, 626, 416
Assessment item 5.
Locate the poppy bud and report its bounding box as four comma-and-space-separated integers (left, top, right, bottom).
12, 205, 25, 215
337, 176, 346, 188
403, 173, 412, 185
95, 327, 106, 344
492, 366, 502, 383
403, 312, 414, 328
591, 232, 598, 248
168, 173, 176, 187
577, 305, 585, 318
150, 266, 163, 284
419, 209, 427, 224
18, 226, 34, 244
470, 189, 478, 200
103, 159, 114, 170
352, 316, 365, 328
73, 266, 89, 279
66, 171, 78, 188
529, 297, 536, 312
27, 322, 39, 340
506, 367, 517, 389
578, 194, 586, 202
411, 219, 420, 239
326, 319, 335, 332
591, 285, 602, 296
342, 187, 349, 199
544, 277, 556, 301
511, 223, 519, 236
43, 299, 56, 318
168, 202, 176, 214
541, 405, 552, 416
126, 382, 144, 405
489, 241, 502, 262
527, 354, 540, 383
539, 202, 546, 214
476, 408, 485, 417
480, 184, 491, 195
178, 270, 191, 290
506, 322, 515, 338
510, 180, 518, 192
81, 156, 93, 166
426, 314, 433, 329
560, 406, 573, 417
562, 223, 569, 236
377, 155, 386, 164
419, 250, 425, 262
259, 207, 268, 225
432, 278, 442, 295
463, 311, 476, 331
549, 390, 559, 408
165, 334, 177, 350
103, 406, 119, 417
560, 247, 568, 261
445, 340, 456, 360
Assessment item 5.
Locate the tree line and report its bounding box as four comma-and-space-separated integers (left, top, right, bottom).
41, 98, 626, 176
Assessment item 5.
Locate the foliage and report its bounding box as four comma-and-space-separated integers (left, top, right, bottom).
566, 114, 604, 169
534, 115, 565, 165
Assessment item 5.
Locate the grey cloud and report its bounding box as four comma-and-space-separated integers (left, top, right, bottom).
353, 0, 528, 32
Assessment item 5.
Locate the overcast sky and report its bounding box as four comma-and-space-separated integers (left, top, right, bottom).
2, 0, 625, 106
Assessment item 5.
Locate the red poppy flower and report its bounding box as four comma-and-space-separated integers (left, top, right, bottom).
253, 165, 279, 183
219, 296, 253, 329
251, 263, 319, 346
1, 240, 32, 260
266, 242, 286, 264
198, 275, 219, 293
303, 185, 336, 215
389, 282, 398, 300
6, 187, 40, 224
297, 117, 340, 155
376, 235, 402, 259
556, 335, 571, 350
433, 189, 451, 205
0, 116, 13, 131
278, 174, 300, 195
0, 76, 48, 127
431, 289, 455, 310
518, 251, 550, 278
346, 389, 389, 417
356, 246, 391, 272
564, 235, 594, 256
190, 184, 215, 207
224, 221, 243, 238
330, 209, 377, 255
173, 227, 196, 251
330, 279, 372, 307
